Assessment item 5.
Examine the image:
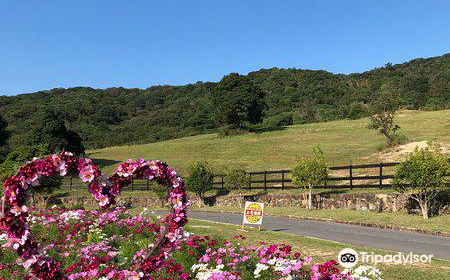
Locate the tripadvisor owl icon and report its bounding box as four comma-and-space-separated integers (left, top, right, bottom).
338, 248, 358, 268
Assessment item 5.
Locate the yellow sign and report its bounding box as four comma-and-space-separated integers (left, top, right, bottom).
243, 201, 264, 226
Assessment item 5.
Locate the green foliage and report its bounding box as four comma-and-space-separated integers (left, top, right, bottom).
224, 167, 250, 192
292, 147, 329, 210
212, 73, 266, 127
0, 54, 448, 149
0, 115, 8, 162
186, 162, 214, 205
261, 112, 294, 127
9, 109, 85, 155
150, 182, 168, 207
292, 147, 329, 188
368, 84, 402, 147
0, 145, 62, 200
0, 145, 47, 182
393, 147, 449, 219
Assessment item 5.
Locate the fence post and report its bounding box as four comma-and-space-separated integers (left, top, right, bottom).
379, 163, 383, 189
349, 165, 353, 190
264, 171, 267, 191
248, 172, 252, 190
131, 176, 134, 191
146, 179, 149, 191
281, 170, 285, 190
70, 176, 73, 190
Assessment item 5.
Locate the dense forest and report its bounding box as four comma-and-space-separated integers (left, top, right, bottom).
0, 53, 449, 150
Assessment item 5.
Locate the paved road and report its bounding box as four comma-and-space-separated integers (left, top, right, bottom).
186, 211, 450, 260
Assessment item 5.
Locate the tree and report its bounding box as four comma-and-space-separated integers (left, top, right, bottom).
10, 109, 85, 155
393, 147, 449, 219
224, 167, 250, 207
212, 73, 265, 128
150, 182, 169, 208
368, 84, 401, 147
0, 145, 47, 182
0, 116, 8, 162
186, 162, 214, 207
0, 145, 62, 206
292, 147, 329, 210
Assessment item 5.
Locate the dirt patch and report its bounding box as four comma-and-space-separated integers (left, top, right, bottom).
376, 141, 450, 162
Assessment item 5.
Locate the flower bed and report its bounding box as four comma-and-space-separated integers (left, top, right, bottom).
0, 207, 381, 280
0, 153, 383, 279
0, 153, 188, 279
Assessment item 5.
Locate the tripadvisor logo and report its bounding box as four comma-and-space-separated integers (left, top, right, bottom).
338, 248, 433, 268
338, 248, 358, 268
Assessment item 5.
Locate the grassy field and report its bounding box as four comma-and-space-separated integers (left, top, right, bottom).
87, 110, 450, 175
183, 218, 450, 280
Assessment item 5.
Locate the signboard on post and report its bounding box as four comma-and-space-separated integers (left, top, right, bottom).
242, 201, 264, 230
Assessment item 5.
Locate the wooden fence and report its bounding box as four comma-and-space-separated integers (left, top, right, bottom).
61, 161, 449, 192
213, 162, 450, 191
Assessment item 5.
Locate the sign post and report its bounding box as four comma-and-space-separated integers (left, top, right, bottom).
242, 201, 264, 231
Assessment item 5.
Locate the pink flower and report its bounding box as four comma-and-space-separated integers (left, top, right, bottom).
79, 165, 95, 182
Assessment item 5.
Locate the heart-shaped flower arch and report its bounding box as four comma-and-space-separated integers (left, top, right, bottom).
0, 151, 189, 279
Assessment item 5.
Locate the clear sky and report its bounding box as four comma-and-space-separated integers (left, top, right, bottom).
1, 0, 449, 96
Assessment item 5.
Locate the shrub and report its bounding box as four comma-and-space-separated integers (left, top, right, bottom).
292, 147, 329, 210
262, 112, 294, 127
150, 182, 168, 207
186, 162, 214, 207
224, 167, 250, 207
393, 147, 449, 219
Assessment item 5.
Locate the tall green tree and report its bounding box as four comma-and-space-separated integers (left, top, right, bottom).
368, 83, 402, 147
212, 73, 266, 128
10, 109, 84, 155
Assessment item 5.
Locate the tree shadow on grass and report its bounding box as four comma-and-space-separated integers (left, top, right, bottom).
252, 126, 288, 134
90, 158, 122, 170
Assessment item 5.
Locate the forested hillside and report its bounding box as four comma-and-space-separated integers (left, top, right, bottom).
0, 53, 448, 149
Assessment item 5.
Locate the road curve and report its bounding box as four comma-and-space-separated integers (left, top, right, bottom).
185, 211, 450, 260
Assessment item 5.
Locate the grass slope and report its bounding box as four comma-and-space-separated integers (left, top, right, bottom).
88, 110, 450, 175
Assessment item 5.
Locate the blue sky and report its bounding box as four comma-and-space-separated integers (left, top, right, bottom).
1, 0, 449, 95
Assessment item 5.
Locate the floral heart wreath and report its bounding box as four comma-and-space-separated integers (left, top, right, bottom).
0, 151, 189, 279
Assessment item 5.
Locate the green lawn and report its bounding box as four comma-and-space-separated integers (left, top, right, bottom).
87, 110, 450, 175
188, 205, 450, 233
183, 218, 450, 280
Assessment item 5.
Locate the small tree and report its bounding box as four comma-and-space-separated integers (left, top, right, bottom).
393, 147, 449, 219
151, 182, 168, 208
186, 162, 214, 207
292, 147, 329, 210
368, 84, 401, 147
224, 167, 250, 207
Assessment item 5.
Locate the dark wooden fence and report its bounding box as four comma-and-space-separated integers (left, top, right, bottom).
62, 177, 155, 191
61, 161, 449, 192
213, 162, 450, 191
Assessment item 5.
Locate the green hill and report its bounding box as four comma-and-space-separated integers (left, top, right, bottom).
88, 110, 450, 175
1, 53, 449, 149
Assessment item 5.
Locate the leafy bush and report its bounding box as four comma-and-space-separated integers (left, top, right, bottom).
186, 162, 214, 207
150, 182, 168, 207
262, 112, 294, 127
224, 167, 250, 207
292, 147, 329, 210
393, 147, 449, 219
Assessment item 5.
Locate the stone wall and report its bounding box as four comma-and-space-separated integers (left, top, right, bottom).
41, 192, 449, 214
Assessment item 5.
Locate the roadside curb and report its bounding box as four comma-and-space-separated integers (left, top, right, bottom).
191, 210, 450, 237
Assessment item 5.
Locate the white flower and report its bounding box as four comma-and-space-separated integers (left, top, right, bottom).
254, 263, 269, 278
344, 265, 383, 280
